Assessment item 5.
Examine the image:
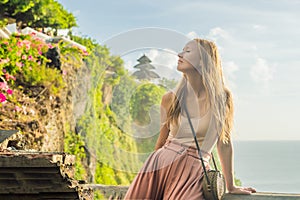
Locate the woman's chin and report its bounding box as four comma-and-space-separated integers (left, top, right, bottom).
177, 65, 185, 72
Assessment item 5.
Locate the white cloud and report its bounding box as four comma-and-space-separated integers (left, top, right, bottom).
73, 10, 81, 16
252, 24, 267, 32
147, 49, 159, 61
147, 49, 178, 70
124, 60, 133, 70
250, 58, 275, 87
223, 61, 239, 79
223, 61, 239, 89
186, 31, 199, 39
206, 27, 232, 53
208, 27, 230, 41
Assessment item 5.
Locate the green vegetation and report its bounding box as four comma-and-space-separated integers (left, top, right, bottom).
72, 36, 142, 185
110, 72, 136, 133
159, 77, 178, 90
0, 0, 77, 31
64, 125, 87, 180
130, 83, 165, 125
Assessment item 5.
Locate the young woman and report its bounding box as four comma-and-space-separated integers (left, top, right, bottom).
124, 39, 256, 199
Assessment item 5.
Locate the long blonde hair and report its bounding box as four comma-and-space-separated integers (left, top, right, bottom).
167, 39, 234, 143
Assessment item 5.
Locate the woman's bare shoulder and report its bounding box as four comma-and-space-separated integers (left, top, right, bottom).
161, 91, 175, 108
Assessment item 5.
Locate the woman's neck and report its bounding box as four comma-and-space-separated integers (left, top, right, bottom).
185, 73, 206, 100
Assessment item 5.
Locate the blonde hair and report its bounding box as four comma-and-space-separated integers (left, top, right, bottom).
167, 39, 234, 143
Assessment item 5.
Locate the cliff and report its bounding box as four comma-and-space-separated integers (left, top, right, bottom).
0, 53, 89, 152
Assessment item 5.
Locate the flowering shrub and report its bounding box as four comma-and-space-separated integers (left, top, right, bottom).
0, 33, 49, 104
0, 32, 88, 106
0, 33, 49, 79
0, 81, 13, 103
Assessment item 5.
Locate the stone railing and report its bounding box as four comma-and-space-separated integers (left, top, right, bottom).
223, 192, 300, 200
93, 185, 300, 200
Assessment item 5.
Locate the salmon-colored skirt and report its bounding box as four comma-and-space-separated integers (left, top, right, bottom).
124, 140, 211, 200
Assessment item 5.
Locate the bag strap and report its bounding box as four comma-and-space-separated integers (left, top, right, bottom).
182, 102, 219, 185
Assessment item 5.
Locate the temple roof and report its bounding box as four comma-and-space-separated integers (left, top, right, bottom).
137, 54, 151, 63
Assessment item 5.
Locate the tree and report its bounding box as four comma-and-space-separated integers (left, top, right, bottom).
132, 54, 160, 81
110, 72, 136, 133
0, 0, 77, 30
158, 77, 178, 90
130, 83, 165, 126
0, 0, 35, 27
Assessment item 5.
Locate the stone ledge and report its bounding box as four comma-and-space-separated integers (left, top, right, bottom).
222, 192, 300, 200
89, 185, 300, 200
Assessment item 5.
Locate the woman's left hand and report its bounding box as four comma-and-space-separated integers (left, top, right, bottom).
228, 186, 256, 194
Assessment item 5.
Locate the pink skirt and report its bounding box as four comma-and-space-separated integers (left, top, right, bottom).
124, 140, 211, 200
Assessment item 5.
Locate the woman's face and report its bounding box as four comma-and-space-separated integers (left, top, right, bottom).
177, 40, 201, 73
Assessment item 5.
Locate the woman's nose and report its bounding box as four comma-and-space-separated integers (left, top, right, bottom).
178, 52, 183, 58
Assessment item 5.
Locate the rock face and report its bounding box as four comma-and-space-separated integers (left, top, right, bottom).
0, 55, 91, 152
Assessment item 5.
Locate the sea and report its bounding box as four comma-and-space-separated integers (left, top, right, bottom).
233, 140, 300, 194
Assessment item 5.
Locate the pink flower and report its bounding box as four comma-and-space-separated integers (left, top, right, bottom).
0, 82, 7, 90
22, 40, 31, 51
38, 51, 42, 55
25, 44, 31, 51
17, 41, 23, 47
2, 69, 6, 73
48, 44, 53, 49
16, 62, 23, 68
14, 106, 22, 112
7, 89, 13, 95
23, 39, 31, 45
16, 51, 22, 57
0, 93, 6, 103
82, 50, 89, 56
3, 41, 9, 45
4, 73, 10, 81
22, 55, 27, 60
62, 70, 67, 75
28, 55, 34, 61
37, 61, 41, 65
5, 73, 16, 81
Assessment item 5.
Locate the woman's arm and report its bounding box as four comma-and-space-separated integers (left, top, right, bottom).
154, 92, 172, 150
217, 139, 234, 191
217, 138, 256, 194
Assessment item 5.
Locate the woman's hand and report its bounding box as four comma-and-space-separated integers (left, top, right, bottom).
228, 186, 256, 194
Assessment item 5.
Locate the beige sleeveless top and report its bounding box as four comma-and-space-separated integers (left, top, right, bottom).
167, 108, 219, 153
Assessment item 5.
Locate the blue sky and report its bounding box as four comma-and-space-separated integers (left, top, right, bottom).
57, 0, 300, 140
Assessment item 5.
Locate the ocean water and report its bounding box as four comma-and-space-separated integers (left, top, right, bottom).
233, 140, 300, 194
